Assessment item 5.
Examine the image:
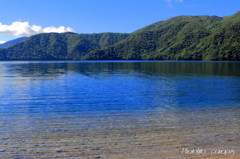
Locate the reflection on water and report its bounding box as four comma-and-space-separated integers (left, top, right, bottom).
0, 61, 240, 158
0, 61, 240, 114
1, 61, 240, 78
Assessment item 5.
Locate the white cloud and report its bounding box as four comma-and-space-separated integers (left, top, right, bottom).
165, 0, 184, 7
0, 21, 74, 37
0, 40, 6, 44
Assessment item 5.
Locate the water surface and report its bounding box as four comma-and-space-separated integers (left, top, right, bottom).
0, 61, 239, 158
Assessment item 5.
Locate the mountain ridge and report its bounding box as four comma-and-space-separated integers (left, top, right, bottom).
0, 11, 240, 60
0, 32, 129, 60
0, 37, 27, 48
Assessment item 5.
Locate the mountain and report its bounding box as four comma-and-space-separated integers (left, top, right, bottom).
0, 32, 129, 60
85, 16, 222, 60
85, 12, 240, 61
0, 37, 27, 48
1, 11, 240, 61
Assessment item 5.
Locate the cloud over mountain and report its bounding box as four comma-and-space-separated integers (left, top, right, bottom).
0, 21, 74, 37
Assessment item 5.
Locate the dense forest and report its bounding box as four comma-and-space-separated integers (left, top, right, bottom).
0, 33, 129, 60
1, 11, 240, 60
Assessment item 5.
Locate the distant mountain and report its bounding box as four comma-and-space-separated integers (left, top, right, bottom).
0, 32, 129, 60
0, 37, 27, 48
1, 11, 240, 61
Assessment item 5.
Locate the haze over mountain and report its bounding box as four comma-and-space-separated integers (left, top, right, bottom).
0, 11, 240, 61
0, 37, 27, 48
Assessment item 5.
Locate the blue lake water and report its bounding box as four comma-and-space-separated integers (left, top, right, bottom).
0, 61, 240, 158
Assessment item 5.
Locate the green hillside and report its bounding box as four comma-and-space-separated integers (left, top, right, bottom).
1, 11, 240, 61
85, 12, 240, 60
0, 32, 129, 60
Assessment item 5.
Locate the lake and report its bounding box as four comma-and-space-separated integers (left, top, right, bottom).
0, 61, 240, 158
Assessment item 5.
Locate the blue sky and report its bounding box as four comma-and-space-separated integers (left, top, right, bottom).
0, 0, 240, 43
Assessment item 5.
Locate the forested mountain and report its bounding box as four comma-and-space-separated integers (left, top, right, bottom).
0, 33, 129, 60
0, 37, 27, 48
86, 11, 240, 60
1, 11, 240, 60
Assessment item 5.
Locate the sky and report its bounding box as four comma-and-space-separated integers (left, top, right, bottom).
0, 0, 240, 43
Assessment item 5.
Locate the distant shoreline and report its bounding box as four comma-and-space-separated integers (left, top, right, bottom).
0, 60, 240, 62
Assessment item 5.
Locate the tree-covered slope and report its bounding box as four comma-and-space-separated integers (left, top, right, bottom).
85, 12, 240, 61
1, 11, 240, 61
0, 32, 129, 60
195, 11, 240, 60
